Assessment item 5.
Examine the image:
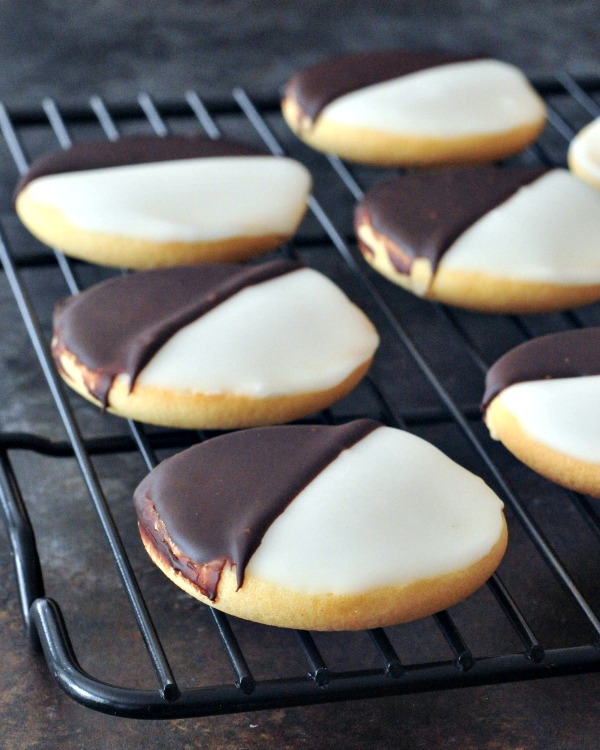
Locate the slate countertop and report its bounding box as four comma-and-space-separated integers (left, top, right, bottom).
0, 3, 599, 749
1, 1, 598, 108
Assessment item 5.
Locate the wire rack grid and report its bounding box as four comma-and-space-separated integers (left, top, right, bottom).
0, 75, 599, 719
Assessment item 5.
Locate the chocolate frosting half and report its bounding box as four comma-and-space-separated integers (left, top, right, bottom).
285, 50, 468, 124
133, 419, 380, 599
355, 166, 547, 274
15, 133, 264, 197
52, 260, 299, 406
482, 328, 600, 410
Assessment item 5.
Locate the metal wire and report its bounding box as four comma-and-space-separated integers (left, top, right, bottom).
0, 78, 599, 718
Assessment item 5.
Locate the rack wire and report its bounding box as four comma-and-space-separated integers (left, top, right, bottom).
1, 76, 600, 719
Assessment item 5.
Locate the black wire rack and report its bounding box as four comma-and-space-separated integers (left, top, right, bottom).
1, 75, 600, 720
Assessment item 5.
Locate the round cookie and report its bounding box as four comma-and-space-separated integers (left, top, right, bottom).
15, 134, 311, 268
568, 117, 600, 190
483, 328, 600, 497
355, 167, 600, 313
281, 51, 546, 167
133, 420, 507, 630
51, 260, 379, 429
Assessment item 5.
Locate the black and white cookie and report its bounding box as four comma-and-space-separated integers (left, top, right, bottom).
282, 51, 545, 166
15, 135, 311, 268
355, 167, 600, 312
52, 260, 379, 429
134, 420, 507, 630
483, 328, 600, 497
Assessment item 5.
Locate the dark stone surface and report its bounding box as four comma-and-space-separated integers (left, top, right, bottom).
0, 3, 600, 749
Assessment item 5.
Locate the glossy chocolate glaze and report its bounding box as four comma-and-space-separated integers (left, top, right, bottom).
482, 328, 600, 410
285, 50, 466, 124
15, 133, 264, 197
52, 260, 299, 406
134, 419, 380, 600
355, 166, 547, 274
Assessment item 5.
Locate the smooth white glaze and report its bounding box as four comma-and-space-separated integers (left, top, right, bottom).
495, 375, 600, 463
320, 59, 545, 137
247, 426, 505, 594
569, 118, 600, 184
130, 268, 379, 396
24, 156, 312, 241
441, 169, 600, 283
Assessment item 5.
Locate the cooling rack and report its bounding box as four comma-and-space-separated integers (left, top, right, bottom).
0, 75, 600, 719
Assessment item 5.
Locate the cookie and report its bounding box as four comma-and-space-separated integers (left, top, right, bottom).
568, 117, 600, 190
15, 134, 311, 268
483, 328, 600, 497
355, 167, 600, 313
51, 260, 379, 429
133, 419, 507, 630
282, 51, 546, 166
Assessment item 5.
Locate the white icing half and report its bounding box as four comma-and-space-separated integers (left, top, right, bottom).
24, 156, 312, 241
569, 117, 600, 184
320, 59, 544, 137
441, 169, 600, 284
131, 268, 379, 396
247, 426, 505, 594
496, 375, 600, 463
